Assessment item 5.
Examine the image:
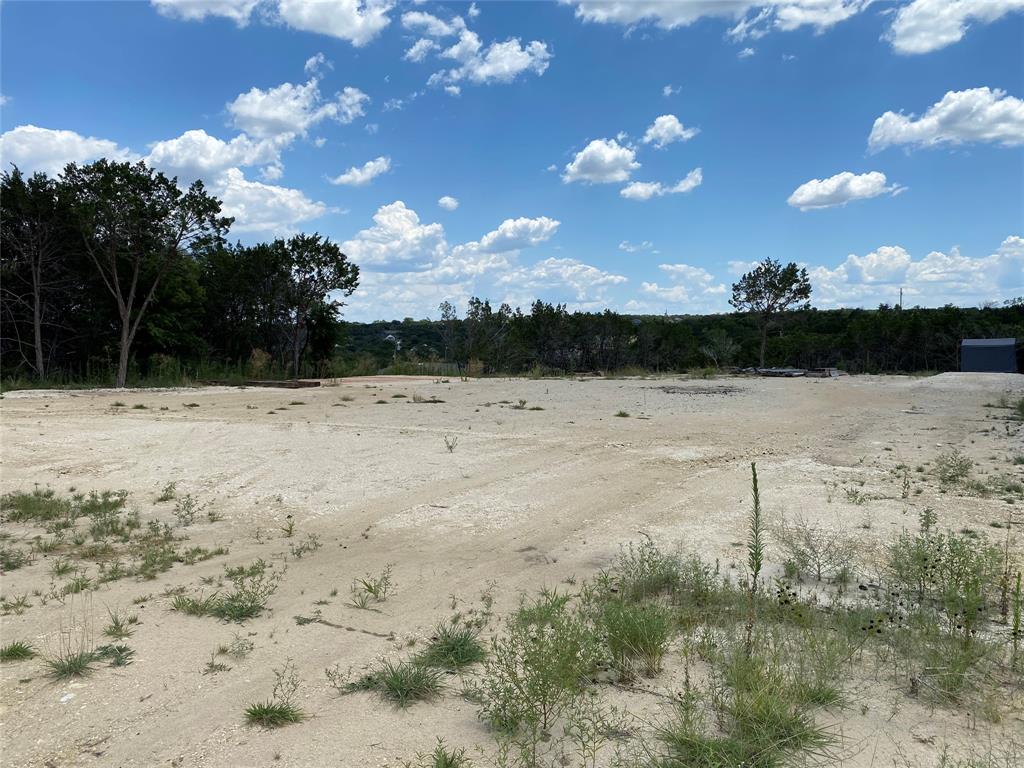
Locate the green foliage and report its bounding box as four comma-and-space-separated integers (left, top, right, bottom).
474, 592, 600, 732
599, 599, 673, 679
344, 659, 444, 707
246, 659, 305, 727
417, 621, 487, 670
405, 739, 474, 768
0, 641, 36, 661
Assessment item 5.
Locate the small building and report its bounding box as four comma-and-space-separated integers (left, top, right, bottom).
960, 338, 1018, 373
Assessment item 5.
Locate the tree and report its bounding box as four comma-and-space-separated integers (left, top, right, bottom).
730, 258, 812, 367
0, 167, 73, 377
700, 327, 739, 369
62, 160, 231, 387
281, 233, 359, 377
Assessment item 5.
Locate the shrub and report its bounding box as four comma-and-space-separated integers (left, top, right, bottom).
773, 515, 856, 582
474, 593, 600, 732
936, 449, 973, 485
600, 599, 673, 679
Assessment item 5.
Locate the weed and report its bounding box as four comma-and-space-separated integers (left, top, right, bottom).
0, 545, 31, 571
1, 486, 72, 523
417, 621, 487, 670
774, 515, 856, 581
405, 739, 473, 768
936, 449, 974, 486
280, 517, 296, 537
353, 564, 395, 603
1, 594, 31, 615
173, 494, 205, 527
245, 659, 305, 727
95, 643, 135, 667
289, 533, 321, 559
104, 608, 138, 639
156, 482, 178, 502
344, 659, 444, 707
444, 434, 459, 453
600, 598, 673, 679
614, 410, 630, 418
0, 641, 36, 662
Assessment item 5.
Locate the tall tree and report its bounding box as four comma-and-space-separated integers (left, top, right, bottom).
0, 167, 72, 377
282, 233, 359, 378
730, 258, 812, 367
62, 160, 231, 387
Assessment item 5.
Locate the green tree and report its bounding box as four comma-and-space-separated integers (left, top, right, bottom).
62, 160, 230, 387
0, 167, 73, 377
281, 233, 359, 377
730, 258, 812, 367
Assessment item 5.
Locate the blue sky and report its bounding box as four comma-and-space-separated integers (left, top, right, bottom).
1, 0, 1022, 321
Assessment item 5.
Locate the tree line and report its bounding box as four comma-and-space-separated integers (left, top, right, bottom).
1, 162, 358, 386
2, 161, 1021, 387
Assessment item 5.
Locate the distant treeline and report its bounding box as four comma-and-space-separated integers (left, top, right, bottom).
344, 301, 1024, 377
2, 163, 1021, 387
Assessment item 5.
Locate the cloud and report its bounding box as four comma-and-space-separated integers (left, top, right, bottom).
444, 85, 462, 96
810, 236, 1024, 307
228, 78, 369, 140
151, 0, 260, 25
639, 262, 726, 309
273, 0, 393, 46
153, 0, 393, 45
145, 128, 288, 180
431, 30, 552, 86
662, 84, 680, 97
0, 124, 137, 176
562, 138, 640, 184
869, 87, 1024, 151
458, 216, 560, 255
886, 0, 1024, 55
212, 166, 329, 233
327, 155, 391, 186
620, 168, 703, 200
438, 195, 459, 211
641, 114, 700, 148
404, 38, 439, 62
401, 10, 464, 37
303, 52, 332, 75
567, 1, 872, 38
341, 200, 448, 270
738, 46, 756, 58
787, 170, 904, 210
619, 240, 656, 253
498, 257, 627, 302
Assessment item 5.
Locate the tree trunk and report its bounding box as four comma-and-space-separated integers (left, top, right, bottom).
32, 281, 44, 379
759, 321, 769, 368
115, 317, 131, 388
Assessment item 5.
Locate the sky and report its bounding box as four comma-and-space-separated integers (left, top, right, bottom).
1, 0, 1022, 322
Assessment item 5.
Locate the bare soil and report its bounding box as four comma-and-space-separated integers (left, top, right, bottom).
1, 372, 1022, 767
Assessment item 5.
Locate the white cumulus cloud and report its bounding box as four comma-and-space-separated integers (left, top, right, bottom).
431, 30, 552, 86
641, 114, 700, 148
562, 138, 640, 184
341, 200, 448, 270
787, 170, 904, 210
869, 87, 1024, 151
146, 129, 288, 181
810, 235, 1024, 307
153, 0, 393, 45
228, 78, 369, 139
328, 155, 391, 186
212, 166, 329, 234
620, 168, 703, 200
886, 0, 1024, 55
0, 125, 137, 177
438, 195, 459, 211
404, 38, 440, 62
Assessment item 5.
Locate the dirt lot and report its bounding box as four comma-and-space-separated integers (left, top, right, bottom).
1, 372, 1022, 767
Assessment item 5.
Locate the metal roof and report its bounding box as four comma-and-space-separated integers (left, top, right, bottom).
961, 338, 1016, 347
